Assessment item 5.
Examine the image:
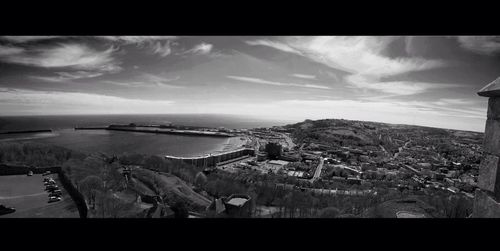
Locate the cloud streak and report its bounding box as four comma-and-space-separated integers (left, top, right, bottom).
457, 36, 500, 55
246, 36, 448, 96
0, 88, 175, 115
227, 75, 331, 90
104, 73, 183, 89
0, 43, 121, 73
291, 73, 317, 79
185, 42, 213, 55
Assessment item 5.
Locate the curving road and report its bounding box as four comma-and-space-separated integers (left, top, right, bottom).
310, 157, 324, 183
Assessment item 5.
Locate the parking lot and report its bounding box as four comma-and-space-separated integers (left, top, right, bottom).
0, 173, 79, 218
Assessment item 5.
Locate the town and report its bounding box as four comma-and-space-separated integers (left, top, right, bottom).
0, 118, 484, 218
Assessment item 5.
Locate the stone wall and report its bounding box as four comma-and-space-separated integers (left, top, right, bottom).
473, 78, 500, 217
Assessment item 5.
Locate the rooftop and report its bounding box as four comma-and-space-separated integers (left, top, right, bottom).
268, 160, 289, 166
478, 77, 500, 97
226, 197, 248, 207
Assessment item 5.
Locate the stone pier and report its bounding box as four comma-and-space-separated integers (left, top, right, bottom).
473, 77, 500, 217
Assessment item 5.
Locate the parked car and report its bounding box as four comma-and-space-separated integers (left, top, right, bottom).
48, 196, 61, 203
44, 181, 56, 186
0, 204, 16, 215
45, 185, 58, 191
49, 190, 62, 196
27, 171, 33, 176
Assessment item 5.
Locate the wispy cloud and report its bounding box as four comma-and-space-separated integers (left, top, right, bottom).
0, 43, 121, 73
0, 36, 61, 43
98, 36, 177, 44
98, 36, 177, 57
151, 41, 172, 57
246, 36, 447, 96
31, 71, 105, 82
0, 44, 25, 56
245, 39, 303, 55
104, 73, 183, 89
0, 88, 175, 115
345, 75, 461, 96
291, 73, 317, 80
457, 36, 500, 55
185, 42, 213, 55
227, 75, 331, 90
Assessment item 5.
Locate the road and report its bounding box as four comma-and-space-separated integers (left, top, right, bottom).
310, 157, 324, 183
393, 140, 412, 158
275, 183, 375, 196
281, 133, 296, 150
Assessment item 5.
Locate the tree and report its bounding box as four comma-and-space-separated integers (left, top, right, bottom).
194, 172, 208, 188
144, 155, 169, 172
171, 201, 189, 218
80, 175, 104, 209
319, 207, 341, 218
119, 153, 144, 165
265, 142, 282, 160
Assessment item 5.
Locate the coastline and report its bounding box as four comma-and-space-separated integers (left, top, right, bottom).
180, 136, 249, 158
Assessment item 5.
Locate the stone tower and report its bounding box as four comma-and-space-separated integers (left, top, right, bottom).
473, 77, 500, 217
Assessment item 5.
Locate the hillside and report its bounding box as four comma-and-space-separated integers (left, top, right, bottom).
284, 118, 484, 150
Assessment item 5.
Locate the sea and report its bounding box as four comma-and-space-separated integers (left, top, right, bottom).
0, 114, 291, 157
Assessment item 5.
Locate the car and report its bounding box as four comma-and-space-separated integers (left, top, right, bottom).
49, 191, 62, 196
48, 196, 61, 203
49, 190, 62, 196
0, 204, 16, 215
45, 186, 58, 191
27, 171, 33, 176
44, 181, 56, 186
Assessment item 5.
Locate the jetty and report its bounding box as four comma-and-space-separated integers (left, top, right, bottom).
0, 129, 52, 135
74, 124, 233, 138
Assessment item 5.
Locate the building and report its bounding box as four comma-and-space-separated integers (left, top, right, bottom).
268, 160, 289, 167
473, 76, 500, 217
206, 194, 252, 218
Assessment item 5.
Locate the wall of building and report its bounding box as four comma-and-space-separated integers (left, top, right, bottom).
165, 148, 255, 168
474, 83, 500, 217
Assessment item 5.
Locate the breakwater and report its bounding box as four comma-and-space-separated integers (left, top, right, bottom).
74, 125, 233, 138
0, 129, 52, 134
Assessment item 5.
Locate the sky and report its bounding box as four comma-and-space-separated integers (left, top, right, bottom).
1, 36, 499, 132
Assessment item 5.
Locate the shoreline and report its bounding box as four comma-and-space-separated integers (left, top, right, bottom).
0, 128, 248, 158
177, 136, 249, 158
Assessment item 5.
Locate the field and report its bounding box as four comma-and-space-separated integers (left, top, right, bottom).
0, 174, 79, 218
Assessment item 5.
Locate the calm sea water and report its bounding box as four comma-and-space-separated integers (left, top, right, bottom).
0, 114, 290, 157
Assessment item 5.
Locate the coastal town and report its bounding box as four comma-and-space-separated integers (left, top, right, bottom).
0, 118, 484, 218
1, 35, 497, 218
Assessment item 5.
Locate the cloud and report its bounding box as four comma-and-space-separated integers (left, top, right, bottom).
0, 44, 25, 56
0, 88, 174, 115
227, 75, 331, 90
345, 75, 461, 96
291, 74, 317, 79
245, 39, 303, 55
98, 36, 177, 44
98, 36, 177, 57
0, 36, 61, 43
186, 43, 213, 55
457, 36, 500, 55
31, 71, 105, 82
0, 43, 122, 73
104, 73, 183, 89
151, 41, 172, 57
285, 36, 444, 77
246, 36, 448, 96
